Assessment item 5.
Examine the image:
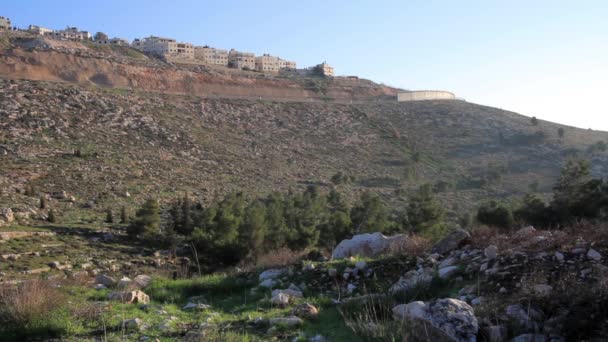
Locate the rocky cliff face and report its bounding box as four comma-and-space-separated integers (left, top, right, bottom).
0, 35, 397, 102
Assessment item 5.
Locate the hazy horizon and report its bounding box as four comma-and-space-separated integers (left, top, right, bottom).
3, 0, 607, 130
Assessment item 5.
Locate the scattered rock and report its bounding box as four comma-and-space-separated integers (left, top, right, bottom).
331, 232, 408, 259
183, 302, 211, 310
355, 260, 367, 270
121, 318, 145, 331
259, 278, 277, 288
484, 245, 498, 260
483, 325, 508, 342
118, 276, 132, 288
133, 274, 152, 288
269, 316, 303, 327
328, 268, 337, 277
438, 266, 459, 279
291, 303, 319, 319
431, 229, 470, 255
107, 290, 150, 304
532, 284, 552, 297
587, 248, 602, 261
511, 334, 547, 342
390, 267, 434, 293
0, 208, 14, 224
271, 292, 290, 306
393, 298, 478, 342
95, 274, 116, 287
259, 269, 285, 282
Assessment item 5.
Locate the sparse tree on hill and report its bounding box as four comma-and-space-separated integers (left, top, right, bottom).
351, 191, 391, 234
105, 209, 114, 224
531, 116, 539, 126
47, 209, 57, 223
558, 127, 565, 140
120, 206, 128, 224
39, 196, 47, 209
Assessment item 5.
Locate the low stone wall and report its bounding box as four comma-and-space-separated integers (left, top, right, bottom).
398, 90, 456, 102
0, 231, 55, 241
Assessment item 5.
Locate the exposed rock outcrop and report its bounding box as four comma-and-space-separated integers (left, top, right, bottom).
332, 233, 408, 259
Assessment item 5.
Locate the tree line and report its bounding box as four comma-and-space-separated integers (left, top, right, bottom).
126, 185, 448, 267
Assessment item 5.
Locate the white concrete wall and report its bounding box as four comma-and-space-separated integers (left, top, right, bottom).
397, 91, 455, 102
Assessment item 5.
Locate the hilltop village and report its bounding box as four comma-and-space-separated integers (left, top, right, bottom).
2, 15, 335, 76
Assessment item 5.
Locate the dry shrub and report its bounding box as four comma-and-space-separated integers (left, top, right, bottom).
469, 225, 499, 249
389, 234, 431, 257
0, 278, 65, 327
239, 248, 308, 272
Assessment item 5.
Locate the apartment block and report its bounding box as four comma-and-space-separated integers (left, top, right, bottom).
279, 58, 297, 70
132, 36, 194, 59
0, 16, 11, 30
194, 46, 229, 66
255, 54, 280, 72
228, 49, 255, 70
50, 27, 92, 41
28, 25, 53, 35
317, 62, 335, 76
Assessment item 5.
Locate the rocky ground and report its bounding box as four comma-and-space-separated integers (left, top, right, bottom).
0, 223, 606, 341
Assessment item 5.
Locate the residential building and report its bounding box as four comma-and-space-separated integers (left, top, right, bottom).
28, 25, 53, 35
228, 49, 255, 70
50, 27, 92, 41
278, 58, 297, 70
0, 16, 11, 30
194, 46, 229, 66
96, 37, 129, 46
317, 62, 335, 77
255, 54, 280, 72
131, 36, 194, 59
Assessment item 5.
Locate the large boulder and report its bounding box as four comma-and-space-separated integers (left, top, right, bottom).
331, 233, 408, 259
431, 229, 471, 255
393, 298, 478, 342
0, 208, 14, 225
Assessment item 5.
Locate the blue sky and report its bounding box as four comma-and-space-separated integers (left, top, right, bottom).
4, 1, 608, 130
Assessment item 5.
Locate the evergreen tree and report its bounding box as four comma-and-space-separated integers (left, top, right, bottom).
105, 208, 114, 223
240, 200, 267, 262
407, 184, 446, 236
120, 206, 128, 224
181, 192, 192, 235
127, 199, 161, 238
351, 191, 391, 234
39, 196, 47, 209
47, 209, 56, 223
531, 116, 539, 126
558, 127, 565, 140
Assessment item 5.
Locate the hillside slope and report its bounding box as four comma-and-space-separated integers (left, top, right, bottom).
1, 75, 607, 225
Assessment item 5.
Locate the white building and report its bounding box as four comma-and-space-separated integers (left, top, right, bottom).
28, 25, 53, 35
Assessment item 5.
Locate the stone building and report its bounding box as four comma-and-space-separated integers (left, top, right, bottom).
317, 62, 335, 77
50, 27, 92, 41
279, 58, 297, 70
194, 46, 229, 66
0, 16, 11, 30
132, 36, 194, 59
228, 49, 255, 70
255, 54, 281, 72
28, 25, 53, 35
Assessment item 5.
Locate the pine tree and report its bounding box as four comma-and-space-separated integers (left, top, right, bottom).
240, 200, 267, 262
48, 209, 57, 223
40, 196, 47, 209
120, 206, 128, 224
105, 209, 114, 223
407, 184, 446, 237
127, 199, 161, 238
350, 191, 391, 234
181, 192, 192, 235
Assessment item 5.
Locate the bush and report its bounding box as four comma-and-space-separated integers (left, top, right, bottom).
476, 201, 514, 231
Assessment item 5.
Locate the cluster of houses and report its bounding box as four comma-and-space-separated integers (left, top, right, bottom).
1, 15, 335, 76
